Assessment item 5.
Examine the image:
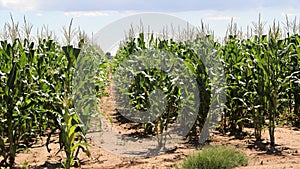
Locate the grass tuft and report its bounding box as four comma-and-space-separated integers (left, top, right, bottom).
177, 145, 248, 169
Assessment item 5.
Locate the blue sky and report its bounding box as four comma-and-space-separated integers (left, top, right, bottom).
0, 0, 298, 11
0, 0, 300, 41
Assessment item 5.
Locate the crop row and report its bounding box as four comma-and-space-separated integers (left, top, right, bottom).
0, 38, 109, 167
114, 32, 300, 148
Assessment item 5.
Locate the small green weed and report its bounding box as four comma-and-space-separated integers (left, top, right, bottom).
177, 145, 248, 169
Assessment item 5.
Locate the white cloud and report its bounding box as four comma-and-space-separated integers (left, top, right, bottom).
36, 13, 43, 17
282, 13, 300, 17
204, 11, 240, 21
64, 11, 111, 17
0, 0, 39, 11
207, 16, 240, 21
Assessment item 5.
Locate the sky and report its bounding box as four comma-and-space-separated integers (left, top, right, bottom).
0, 0, 300, 44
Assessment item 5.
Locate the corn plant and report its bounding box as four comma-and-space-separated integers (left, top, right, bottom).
0, 39, 53, 166
0, 16, 110, 167
113, 33, 214, 144
220, 32, 299, 146
284, 35, 300, 126
58, 99, 90, 168
53, 45, 91, 168
0, 38, 106, 167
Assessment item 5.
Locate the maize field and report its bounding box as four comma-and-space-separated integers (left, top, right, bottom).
0, 17, 300, 168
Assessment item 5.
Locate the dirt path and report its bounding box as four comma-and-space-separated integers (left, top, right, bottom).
13, 82, 300, 168
87, 83, 300, 169
14, 127, 300, 169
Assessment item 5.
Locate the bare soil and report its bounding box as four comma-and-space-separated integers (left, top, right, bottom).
13, 85, 300, 168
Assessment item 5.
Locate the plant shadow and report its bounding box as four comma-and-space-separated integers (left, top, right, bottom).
31, 161, 62, 169
246, 139, 286, 156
